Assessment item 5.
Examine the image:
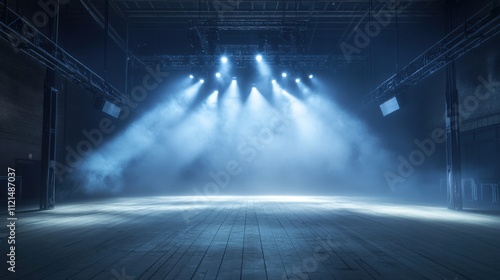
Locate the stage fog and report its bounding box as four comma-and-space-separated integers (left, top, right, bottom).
70, 72, 397, 197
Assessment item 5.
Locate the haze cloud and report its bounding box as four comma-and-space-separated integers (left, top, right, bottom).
74, 77, 392, 196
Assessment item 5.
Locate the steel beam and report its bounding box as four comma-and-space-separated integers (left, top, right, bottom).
445, 0, 462, 210
445, 62, 462, 210
40, 79, 57, 210
362, 2, 500, 108
140, 53, 365, 70
0, 4, 126, 104
189, 19, 307, 31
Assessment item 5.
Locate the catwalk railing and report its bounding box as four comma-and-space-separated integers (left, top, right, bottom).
0, 4, 126, 104
362, 2, 500, 108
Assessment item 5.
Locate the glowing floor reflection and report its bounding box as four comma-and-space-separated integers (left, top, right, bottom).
20, 195, 500, 226
6, 195, 500, 279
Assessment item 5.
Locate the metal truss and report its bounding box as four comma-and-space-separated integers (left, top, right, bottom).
188, 19, 307, 55
140, 53, 366, 71
362, 2, 500, 108
211, 44, 311, 56
189, 20, 307, 31
114, 0, 441, 21
0, 4, 126, 104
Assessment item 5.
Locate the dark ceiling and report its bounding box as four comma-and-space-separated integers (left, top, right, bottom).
64, 0, 446, 59
114, 0, 443, 24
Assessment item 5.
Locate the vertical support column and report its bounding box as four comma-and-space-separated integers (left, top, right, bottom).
2, 0, 7, 23
40, 72, 58, 210
40, 0, 60, 210
14, 0, 20, 14
125, 19, 129, 96
445, 62, 462, 210
104, 0, 109, 82
445, 0, 462, 210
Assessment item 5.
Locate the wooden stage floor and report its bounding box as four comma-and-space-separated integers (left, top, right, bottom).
1, 196, 500, 279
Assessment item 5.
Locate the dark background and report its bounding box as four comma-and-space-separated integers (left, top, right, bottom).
1, 0, 499, 205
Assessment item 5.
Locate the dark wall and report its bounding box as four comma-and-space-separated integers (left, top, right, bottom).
456, 35, 500, 187
357, 2, 500, 200
0, 0, 134, 199
0, 40, 45, 198
461, 125, 500, 181
456, 37, 500, 132
0, 42, 44, 166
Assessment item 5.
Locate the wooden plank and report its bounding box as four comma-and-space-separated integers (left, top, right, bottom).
1, 196, 499, 280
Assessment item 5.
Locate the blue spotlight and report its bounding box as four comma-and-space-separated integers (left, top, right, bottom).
282, 72, 287, 78
214, 90, 219, 94
200, 79, 205, 84
221, 56, 228, 63
215, 72, 221, 78
309, 74, 314, 79
281, 90, 287, 94
295, 78, 301, 83
272, 79, 276, 84
256, 54, 263, 62
189, 74, 194, 79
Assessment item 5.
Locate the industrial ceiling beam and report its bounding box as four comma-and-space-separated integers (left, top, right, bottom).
0, 4, 126, 104
362, 2, 500, 108
112, 0, 435, 4
139, 53, 366, 70
111, 0, 441, 19
188, 19, 307, 31
120, 10, 437, 18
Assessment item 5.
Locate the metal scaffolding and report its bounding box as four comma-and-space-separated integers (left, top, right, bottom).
140, 53, 366, 71
188, 19, 307, 56
189, 20, 307, 31
112, 0, 441, 21
0, 4, 126, 105
362, 2, 500, 108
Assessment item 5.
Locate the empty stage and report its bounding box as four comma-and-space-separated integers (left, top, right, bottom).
2, 196, 500, 279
